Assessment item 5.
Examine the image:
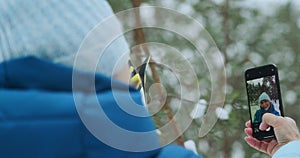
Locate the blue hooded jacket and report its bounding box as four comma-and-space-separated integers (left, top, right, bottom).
0, 57, 201, 158
254, 103, 280, 123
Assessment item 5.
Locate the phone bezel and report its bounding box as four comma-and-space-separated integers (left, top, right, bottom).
245, 64, 284, 140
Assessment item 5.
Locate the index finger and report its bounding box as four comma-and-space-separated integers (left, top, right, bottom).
262, 113, 283, 127
245, 120, 251, 128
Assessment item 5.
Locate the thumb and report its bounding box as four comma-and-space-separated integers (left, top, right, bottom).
259, 121, 269, 131
260, 113, 282, 129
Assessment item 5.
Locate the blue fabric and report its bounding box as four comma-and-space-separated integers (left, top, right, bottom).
273, 141, 300, 158
0, 57, 202, 158
158, 145, 201, 158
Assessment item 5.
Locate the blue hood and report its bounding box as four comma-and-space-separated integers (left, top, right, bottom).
0, 56, 131, 92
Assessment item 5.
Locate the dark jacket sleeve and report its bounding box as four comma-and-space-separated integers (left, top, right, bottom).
254, 110, 261, 123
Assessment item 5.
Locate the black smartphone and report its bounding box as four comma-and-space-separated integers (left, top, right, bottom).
245, 64, 284, 140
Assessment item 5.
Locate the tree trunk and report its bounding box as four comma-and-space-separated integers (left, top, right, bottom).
130, 0, 184, 146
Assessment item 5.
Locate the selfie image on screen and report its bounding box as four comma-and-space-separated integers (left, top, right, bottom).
247, 75, 281, 124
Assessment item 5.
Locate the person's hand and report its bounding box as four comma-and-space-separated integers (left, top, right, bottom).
244, 113, 300, 156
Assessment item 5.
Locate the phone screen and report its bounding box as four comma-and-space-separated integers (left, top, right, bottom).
245, 65, 283, 140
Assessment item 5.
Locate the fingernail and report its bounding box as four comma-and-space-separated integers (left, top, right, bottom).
259, 123, 263, 130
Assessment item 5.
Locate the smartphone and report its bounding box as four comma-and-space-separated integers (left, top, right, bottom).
245, 64, 284, 140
